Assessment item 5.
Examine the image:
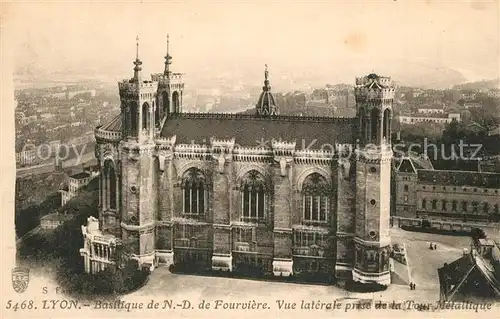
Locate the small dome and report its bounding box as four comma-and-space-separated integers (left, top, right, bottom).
256, 64, 278, 117
256, 91, 277, 116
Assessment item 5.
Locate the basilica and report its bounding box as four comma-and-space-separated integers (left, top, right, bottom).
80, 37, 394, 285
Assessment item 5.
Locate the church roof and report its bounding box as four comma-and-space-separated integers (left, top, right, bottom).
160, 113, 357, 148
417, 169, 500, 188
99, 114, 122, 132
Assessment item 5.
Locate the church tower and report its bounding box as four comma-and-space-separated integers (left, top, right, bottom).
256, 64, 278, 117
117, 37, 158, 266
154, 35, 184, 128
352, 73, 394, 285
119, 37, 157, 141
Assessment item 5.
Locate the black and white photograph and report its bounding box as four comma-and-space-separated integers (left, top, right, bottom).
1, 1, 499, 318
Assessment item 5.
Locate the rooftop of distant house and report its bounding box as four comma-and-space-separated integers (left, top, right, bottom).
70, 172, 91, 179
417, 103, 445, 110
418, 169, 500, 188
41, 213, 74, 222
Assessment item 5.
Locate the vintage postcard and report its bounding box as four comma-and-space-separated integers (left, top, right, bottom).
1, 1, 499, 318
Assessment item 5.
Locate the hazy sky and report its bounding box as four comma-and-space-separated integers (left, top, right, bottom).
4, 0, 499, 84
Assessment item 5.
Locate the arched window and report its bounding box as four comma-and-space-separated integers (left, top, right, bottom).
142, 102, 149, 130
442, 200, 447, 211
172, 91, 180, 113
181, 168, 206, 216
103, 160, 116, 210
302, 173, 330, 223
240, 170, 267, 221
452, 200, 457, 212
404, 184, 409, 192
155, 98, 160, 127
370, 108, 380, 143
162, 91, 169, 117
462, 201, 468, 212
422, 199, 427, 209
383, 108, 391, 140
130, 101, 138, 135
359, 108, 365, 138
432, 199, 437, 210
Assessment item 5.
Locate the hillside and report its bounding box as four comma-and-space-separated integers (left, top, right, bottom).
453, 78, 500, 91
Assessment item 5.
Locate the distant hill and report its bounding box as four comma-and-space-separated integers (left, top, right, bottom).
390, 67, 468, 89
452, 78, 500, 91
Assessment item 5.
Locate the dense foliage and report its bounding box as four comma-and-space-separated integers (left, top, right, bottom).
17, 177, 149, 297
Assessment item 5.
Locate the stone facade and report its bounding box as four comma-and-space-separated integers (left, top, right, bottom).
83, 41, 394, 285
394, 156, 500, 223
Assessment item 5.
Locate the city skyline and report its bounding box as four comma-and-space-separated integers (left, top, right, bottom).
4, 1, 499, 88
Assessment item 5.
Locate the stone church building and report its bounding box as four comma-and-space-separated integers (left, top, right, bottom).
82, 38, 394, 285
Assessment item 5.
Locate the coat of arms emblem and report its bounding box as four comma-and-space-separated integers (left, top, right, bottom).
11, 267, 29, 293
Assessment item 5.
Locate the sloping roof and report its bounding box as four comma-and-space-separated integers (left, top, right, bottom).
41, 213, 74, 222
398, 158, 416, 173
160, 113, 357, 148
396, 155, 434, 173
438, 253, 500, 301
412, 156, 434, 170
70, 172, 90, 179
100, 114, 122, 132
418, 169, 500, 188
417, 103, 444, 110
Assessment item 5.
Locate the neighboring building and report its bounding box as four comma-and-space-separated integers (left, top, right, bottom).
40, 213, 73, 229
398, 113, 460, 125
15, 149, 37, 166
467, 122, 488, 134
394, 156, 500, 223
82, 39, 394, 286
463, 101, 483, 109
417, 104, 445, 114
60, 171, 95, 206
487, 89, 500, 99
20, 115, 38, 126
80, 216, 117, 274
461, 92, 477, 101
393, 154, 434, 217
480, 156, 500, 173
438, 238, 500, 302
416, 170, 500, 222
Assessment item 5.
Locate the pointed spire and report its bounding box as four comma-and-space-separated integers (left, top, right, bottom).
164, 34, 173, 76
263, 64, 271, 91
133, 35, 143, 82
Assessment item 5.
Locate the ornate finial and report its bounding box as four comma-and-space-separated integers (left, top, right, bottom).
136, 35, 140, 61
164, 34, 173, 76
133, 35, 142, 81
263, 64, 270, 91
